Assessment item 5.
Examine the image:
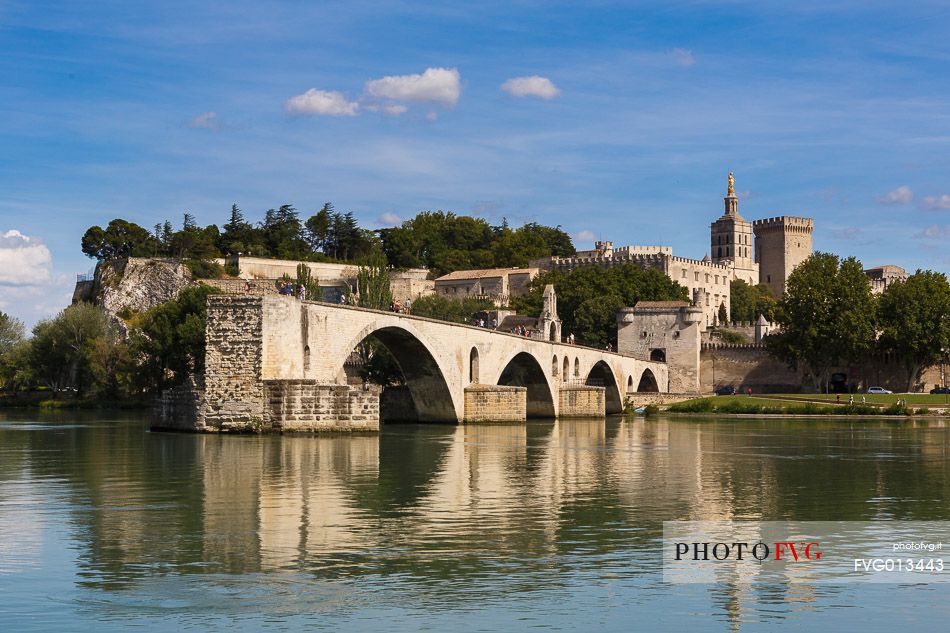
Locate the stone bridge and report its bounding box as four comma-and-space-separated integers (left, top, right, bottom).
173, 295, 669, 433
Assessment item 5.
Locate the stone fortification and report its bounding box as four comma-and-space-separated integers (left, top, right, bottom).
617, 301, 703, 393
752, 216, 814, 298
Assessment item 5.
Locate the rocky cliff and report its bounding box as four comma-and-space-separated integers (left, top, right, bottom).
75, 258, 193, 332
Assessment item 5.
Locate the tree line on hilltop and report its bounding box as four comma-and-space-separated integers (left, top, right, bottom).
80, 204, 577, 277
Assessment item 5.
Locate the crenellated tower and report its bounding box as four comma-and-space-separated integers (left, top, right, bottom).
752, 215, 814, 298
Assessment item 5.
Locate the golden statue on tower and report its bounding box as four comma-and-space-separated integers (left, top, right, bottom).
727, 171, 735, 196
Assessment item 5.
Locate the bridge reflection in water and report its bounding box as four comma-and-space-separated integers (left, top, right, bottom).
3, 413, 950, 630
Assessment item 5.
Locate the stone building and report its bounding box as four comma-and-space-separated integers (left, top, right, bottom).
531, 172, 815, 325
434, 267, 538, 305
617, 301, 704, 393
864, 265, 907, 295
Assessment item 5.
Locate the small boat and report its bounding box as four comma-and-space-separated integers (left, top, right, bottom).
633, 406, 647, 415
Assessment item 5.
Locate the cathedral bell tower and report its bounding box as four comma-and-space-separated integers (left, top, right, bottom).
709, 172, 757, 285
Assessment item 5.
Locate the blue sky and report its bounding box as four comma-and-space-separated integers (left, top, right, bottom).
2, 1, 950, 326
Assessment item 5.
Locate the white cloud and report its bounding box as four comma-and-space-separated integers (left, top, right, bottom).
187, 111, 219, 130
285, 89, 359, 116
921, 194, 950, 210
364, 103, 407, 116
878, 185, 913, 205
501, 75, 561, 100
917, 224, 950, 238
365, 67, 460, 106
831, 226, 862, 240
574, 229, 595, 242
377, 212, 402, 226
672, 48, 695, 66
0, 230, 52, 286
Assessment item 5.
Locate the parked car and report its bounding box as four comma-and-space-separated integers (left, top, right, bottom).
867, 386, 893, 394
931, 387, 950, 394
715, 385, 737, 396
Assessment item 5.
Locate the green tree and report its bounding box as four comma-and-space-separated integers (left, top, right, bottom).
304, 204, 332, 252
730, 279, 778, 322
81, 219, 157, 260
29, 303, 113, 394
0, 311, 25, 355
766, 252, 876, 392
260, 204, 309, 259
511, 264, 689, 348
218, 204, 261, 255
877, 270, 950, 392
0, 340, 33, 392
717, 302, 728, 326
409, 295, 496, 324
295, 263, 322, 300
356, 250, 392, 310
128, 285, 222, 392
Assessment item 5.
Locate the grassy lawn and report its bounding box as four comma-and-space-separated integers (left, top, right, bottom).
667, 394, 948, 415
764, 393, 950, 406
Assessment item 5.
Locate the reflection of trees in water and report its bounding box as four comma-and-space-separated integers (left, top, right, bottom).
7, 412, 950, 611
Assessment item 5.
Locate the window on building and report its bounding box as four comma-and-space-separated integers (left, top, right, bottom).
694, 272, 699, 281
681, 269, 686, 278
705, 274, 710, 283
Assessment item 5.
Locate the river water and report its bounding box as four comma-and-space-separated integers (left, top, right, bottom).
1, 411, 949, 631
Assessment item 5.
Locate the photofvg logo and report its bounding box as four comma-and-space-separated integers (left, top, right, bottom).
663, 521, 950, 584
674, 540, 822, 562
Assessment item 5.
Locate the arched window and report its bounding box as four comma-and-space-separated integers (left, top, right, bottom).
627, 376, 634, 391
303, 345, 311, 373
549, 322, 557, 341
650, 348, 666, 362
574, 357, 580, 377
563, 357, 570, 379
469, 347, 479, 383
717, 247, 722, 258
552, 355, 559, 377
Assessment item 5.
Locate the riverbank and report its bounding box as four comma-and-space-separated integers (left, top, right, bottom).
665, 395, 950, 416
0, 393, 149, 410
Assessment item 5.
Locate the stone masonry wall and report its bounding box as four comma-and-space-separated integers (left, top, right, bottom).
201, 295, 267, 431
263, 380, 380, 432
558, 385, 605, 417
701, 345, 800, 393
153, 380, 204, 431
464, 385, 527, 422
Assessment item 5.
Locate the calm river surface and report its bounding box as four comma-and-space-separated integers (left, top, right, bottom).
1, 412, 949, 631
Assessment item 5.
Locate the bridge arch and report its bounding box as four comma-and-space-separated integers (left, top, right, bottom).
341, 324, 458, 423
637, 368, 659, 393
586, 360, 624, 414
497, 352, 556, 418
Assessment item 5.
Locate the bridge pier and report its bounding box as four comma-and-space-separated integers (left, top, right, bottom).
463, 385, 527, 423
558, 385, 606, 417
